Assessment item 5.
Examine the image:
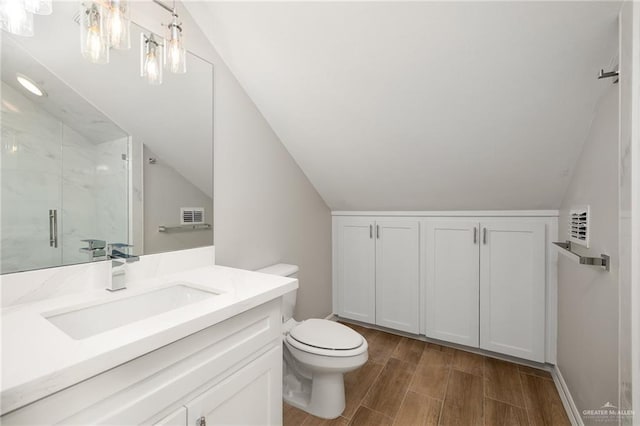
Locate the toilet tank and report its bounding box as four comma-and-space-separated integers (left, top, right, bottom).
256, 263, 299, 322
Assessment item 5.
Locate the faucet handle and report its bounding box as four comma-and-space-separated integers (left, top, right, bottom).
108, 243, 132, 249
107, 243, 140, 263
80, 239, 107, 260
107, 243, 132, 255
81, 239, 106, 250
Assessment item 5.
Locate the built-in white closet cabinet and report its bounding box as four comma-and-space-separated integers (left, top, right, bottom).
424, 219, 546, 362
423, 220, 480, 348
334, 217, 420, 333
333, 212, 558, 364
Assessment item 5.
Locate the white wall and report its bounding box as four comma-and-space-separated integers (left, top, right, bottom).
557, 81, 619, 423
130, 2, 333, 320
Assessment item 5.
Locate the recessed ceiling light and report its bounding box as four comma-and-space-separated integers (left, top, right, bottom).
16, 73, 46, 97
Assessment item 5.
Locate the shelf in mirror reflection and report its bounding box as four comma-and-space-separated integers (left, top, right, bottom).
158, 224, 212, 233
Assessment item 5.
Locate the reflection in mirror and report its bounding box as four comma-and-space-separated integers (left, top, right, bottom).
1, 39, 129, 274
1, 3, 213, 274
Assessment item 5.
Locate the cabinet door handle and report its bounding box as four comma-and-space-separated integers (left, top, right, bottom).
483, 227, 487, 245
196, 416, 206, 426
369, 224, 373, 239
473, 227, 477, 244
376, 224, 380, 239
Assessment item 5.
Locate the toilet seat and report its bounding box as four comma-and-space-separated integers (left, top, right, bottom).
286, 319, 367, 357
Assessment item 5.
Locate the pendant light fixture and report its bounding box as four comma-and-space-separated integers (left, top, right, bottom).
165, 4, 186, 74
1, 0, 190, 86
80, 1, 109, 64
108, 0, 130, 50
141, 33, 162, 85
0, 0, 51, 37
24, 0, 51, 15
0, 0, 35, 36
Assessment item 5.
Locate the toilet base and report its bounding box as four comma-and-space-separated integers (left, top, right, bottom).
283, 370, 345, 419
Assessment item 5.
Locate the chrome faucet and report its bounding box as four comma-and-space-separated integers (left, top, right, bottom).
107, 243, 139, 292
80, 239, 107, 261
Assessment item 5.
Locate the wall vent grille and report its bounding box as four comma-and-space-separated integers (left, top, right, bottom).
181, 207, 205, 225
568, 205, 590, 248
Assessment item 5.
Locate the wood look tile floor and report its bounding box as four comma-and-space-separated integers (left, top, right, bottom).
283, 322, 570, 426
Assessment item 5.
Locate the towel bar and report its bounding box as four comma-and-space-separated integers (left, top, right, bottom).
158, 224, 212, 233
552, 241, 610, 271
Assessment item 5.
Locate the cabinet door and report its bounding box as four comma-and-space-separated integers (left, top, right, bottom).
154, 407, 187, 426
424, 220, 480, 347
186, 346, 281, 426
375, 220, 420, 333
335, 217, 376, 323
479, 221, 545, 362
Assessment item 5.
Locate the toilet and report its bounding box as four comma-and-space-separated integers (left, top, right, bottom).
256, 263, 368, 419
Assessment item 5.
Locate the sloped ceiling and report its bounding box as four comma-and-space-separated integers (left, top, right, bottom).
187, 1, 620, 210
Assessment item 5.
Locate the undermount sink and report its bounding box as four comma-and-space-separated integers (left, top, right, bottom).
44, 284, 219, 340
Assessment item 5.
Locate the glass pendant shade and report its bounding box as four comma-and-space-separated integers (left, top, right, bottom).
141, 33, 162, 85
0, 0, 34, 36
24, 0, 51, 15
80, 2, 109, 64
108, 0, 130, 50
165, 16, 186, 74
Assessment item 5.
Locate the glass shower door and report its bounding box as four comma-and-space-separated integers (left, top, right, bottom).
1, 81, 63, 273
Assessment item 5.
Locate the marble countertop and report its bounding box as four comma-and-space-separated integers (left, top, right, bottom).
1, 265, 297, 415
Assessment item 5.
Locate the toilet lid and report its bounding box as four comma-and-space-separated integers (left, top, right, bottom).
289, 319, 363, 350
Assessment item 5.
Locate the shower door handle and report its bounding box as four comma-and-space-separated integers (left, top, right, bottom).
49, 209, 58, 248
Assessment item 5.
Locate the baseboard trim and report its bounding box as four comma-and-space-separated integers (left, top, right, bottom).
551, 365, 583, 426
324, 313, 337, 321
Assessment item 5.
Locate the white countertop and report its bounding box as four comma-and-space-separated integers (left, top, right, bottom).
1, 265, 297, 415
331, 210, 559, 217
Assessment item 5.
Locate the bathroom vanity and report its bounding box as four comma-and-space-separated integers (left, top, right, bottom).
0, 265, 296, 425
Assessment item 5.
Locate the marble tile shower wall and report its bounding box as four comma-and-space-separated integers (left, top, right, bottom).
61, 124, 96, 266
94, 136, 129, 252
61, 127, 129, 266
1, 81, 129, 273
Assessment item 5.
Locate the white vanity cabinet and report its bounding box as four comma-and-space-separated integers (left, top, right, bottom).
1, 299, 283, 426
333, 212, 557, 363
185, 346, 281, 426
333, 217, 420, 333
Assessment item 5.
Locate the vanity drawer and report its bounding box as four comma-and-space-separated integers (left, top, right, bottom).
1, 299, 282, 425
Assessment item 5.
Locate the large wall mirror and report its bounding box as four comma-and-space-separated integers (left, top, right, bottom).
1, 3, 213, 274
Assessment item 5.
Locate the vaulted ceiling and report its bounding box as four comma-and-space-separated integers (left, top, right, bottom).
187, 1, 620, 210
